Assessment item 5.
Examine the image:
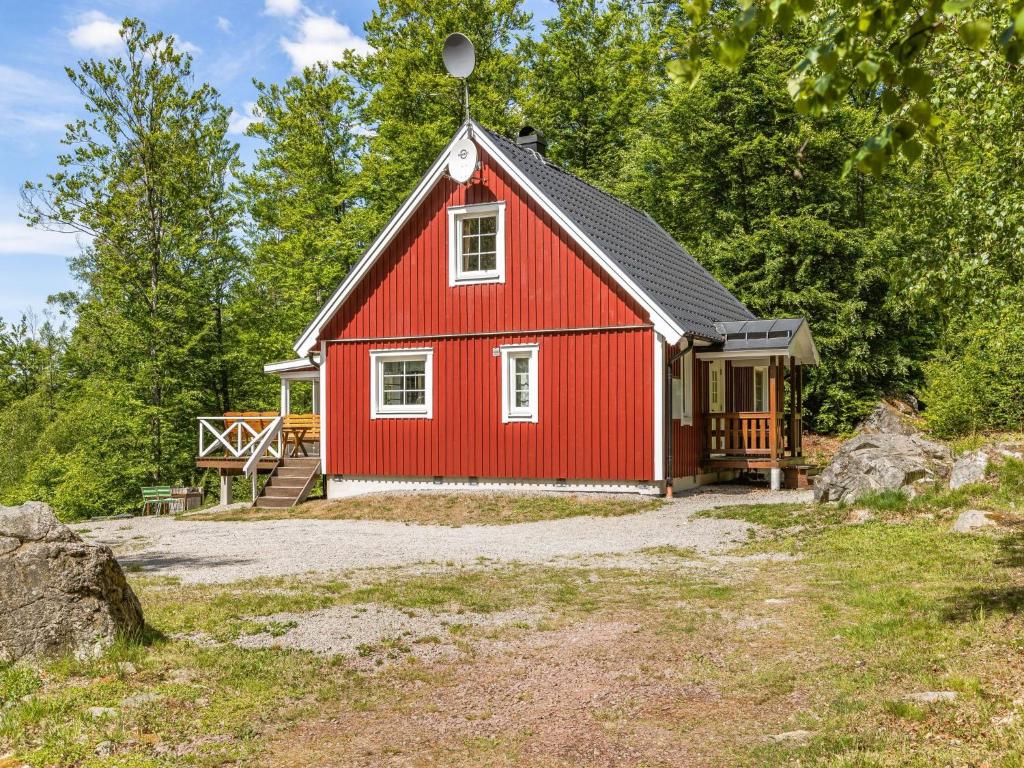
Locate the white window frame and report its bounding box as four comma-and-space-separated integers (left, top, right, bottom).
499, 344, 538, 423
448, 202, 506, 286
672, 349, 693, 425
369, 348, 433, 419
753, 365, 768, 412
709, 359, 725, 414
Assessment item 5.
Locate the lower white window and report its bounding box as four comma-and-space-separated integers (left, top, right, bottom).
370, 348, 433, 418
500, 344, 538, 423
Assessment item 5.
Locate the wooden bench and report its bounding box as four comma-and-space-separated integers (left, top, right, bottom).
141, 486, 173, 515
282, 414, 320, 457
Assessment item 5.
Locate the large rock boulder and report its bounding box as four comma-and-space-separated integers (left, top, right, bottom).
814, 433, 953, 503
0, 502, 144, 662
950, 450, 989, 490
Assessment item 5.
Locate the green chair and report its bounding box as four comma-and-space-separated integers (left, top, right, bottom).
141, 486, 173, 516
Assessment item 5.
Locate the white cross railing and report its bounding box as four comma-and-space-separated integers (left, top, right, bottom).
198, 416, 283, 462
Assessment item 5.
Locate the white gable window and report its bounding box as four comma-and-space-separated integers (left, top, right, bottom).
499, 344, 538, 423
448, 202, 506, 285
370, 348, 433, 419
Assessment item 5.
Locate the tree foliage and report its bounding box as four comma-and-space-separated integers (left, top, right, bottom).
4, 1, 1021, 517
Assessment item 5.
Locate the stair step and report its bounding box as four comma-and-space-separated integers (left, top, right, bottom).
277, 467, 316, 479
255, 496, 296, 508
264, 486, 302, 499
280, 457, 320, 468
267, 476, 308, 489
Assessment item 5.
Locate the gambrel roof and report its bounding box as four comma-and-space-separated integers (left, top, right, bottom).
294, 120, 754, 356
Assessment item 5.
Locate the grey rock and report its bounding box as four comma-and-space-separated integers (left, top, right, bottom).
859, 401, 920, 437
121, 692, 161, 707
952, 509, 996, 534
88, 706, 118, 719
906, 691, 957, 704
0, 502, 144, 662
950, 450, 989, 489
814, 434, 953, 503
95, 740, 114, 756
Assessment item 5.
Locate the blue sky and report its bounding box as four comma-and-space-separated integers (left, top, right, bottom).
0, 0, 555, 326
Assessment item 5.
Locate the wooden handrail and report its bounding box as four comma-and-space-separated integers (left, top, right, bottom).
243, 416, 283, 480
705, 411, 799, 459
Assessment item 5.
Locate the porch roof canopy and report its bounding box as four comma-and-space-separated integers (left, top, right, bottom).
696, 318, 819, 365
263, 356, 321, 380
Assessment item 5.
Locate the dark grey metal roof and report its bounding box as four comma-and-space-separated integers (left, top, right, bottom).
477, 123, 754, 340
712, 318, 805, 352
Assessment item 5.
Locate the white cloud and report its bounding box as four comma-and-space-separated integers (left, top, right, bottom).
0, 216, 85, 259
67, 10, 122, 53
174, 35, 202, 56
216, 16, 232, 33
0, 65, 74, 137
280, 13, 371, 71
265, 0, 302, 17
228, 102, 259, 135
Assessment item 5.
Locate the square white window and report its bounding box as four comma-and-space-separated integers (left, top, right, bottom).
448, 202, 506, 285
370, 349, 433, 418
499, 344, 538, 423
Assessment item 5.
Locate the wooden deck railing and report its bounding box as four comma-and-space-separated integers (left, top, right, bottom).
704, 411, 802, 460
197, 414, 283, 462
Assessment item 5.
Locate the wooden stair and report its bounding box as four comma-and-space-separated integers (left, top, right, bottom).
254, 457, 321, 508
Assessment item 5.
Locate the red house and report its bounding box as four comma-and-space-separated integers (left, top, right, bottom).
197, 121, 818, 506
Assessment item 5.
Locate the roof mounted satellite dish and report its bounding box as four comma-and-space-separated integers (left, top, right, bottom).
448, 137, 478, 183
443, 33, 478, 182
442, 33, 476, 79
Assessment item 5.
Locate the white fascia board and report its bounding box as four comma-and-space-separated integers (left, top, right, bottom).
293, 124, 473, 357
264, 357, 320, 375
470, 123, 684, 345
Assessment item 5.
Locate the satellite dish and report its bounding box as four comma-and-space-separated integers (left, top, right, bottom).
448, 137, 478, 183
442, 33, 476, 79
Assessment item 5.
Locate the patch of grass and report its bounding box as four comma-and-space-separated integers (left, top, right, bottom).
185, 491, 662, 526
853, 489, 912, 513
696, 502, 842, 529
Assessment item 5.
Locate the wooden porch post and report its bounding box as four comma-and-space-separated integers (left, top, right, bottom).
768, 355, 783, 489
789, 356, 798, 459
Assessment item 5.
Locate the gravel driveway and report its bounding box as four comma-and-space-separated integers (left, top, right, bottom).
76, 487, 810, 584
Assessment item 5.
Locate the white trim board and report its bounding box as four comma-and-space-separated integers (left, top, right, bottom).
293, 121, 686, 357
326, 475, 664, 499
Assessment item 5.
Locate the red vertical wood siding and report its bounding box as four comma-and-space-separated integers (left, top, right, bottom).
319, 147, 660, 482
729, 366, 754, 412
668, 345, 703, 478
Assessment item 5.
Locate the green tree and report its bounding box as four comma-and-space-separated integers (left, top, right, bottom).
614, 34, 929, 430
350, 0, 531, 218
668, 0, 1024, 173
22, 18, 240, 492
237, 63, 371, 373
522, 0, 667, 185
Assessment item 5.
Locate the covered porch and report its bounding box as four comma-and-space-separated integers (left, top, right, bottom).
195, 356, 322, 505
697, 319, 819, 488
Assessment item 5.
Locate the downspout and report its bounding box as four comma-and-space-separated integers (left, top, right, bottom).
665, 335, 695, 498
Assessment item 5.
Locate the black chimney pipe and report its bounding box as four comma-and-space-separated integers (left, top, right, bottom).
516, 126, 546, 155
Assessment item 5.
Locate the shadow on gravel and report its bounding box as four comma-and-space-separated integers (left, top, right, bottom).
119, 551, 257, 574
